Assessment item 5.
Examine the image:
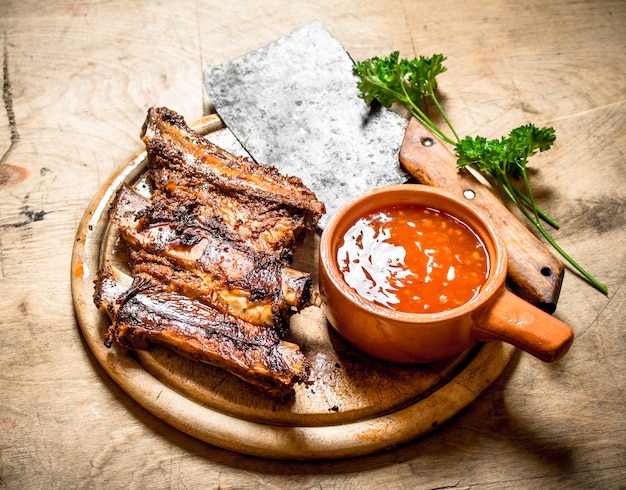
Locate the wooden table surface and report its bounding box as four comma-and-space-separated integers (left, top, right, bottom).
1, 1, 624, 488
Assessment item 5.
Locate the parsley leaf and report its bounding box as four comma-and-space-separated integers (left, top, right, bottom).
354, 52, 457, 144
456, 125, 556, 179
354, 53, 607, 294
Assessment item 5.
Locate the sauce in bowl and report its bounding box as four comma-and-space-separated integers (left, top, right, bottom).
337, 204, 489, 313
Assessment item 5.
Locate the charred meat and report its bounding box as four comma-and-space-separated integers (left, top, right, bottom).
95, 265, 310, 397
110, 184, 312, 330
141, 106, 325, 262
94, 107, 325, 397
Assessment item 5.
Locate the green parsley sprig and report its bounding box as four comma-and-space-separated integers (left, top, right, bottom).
354, 52, 607, 294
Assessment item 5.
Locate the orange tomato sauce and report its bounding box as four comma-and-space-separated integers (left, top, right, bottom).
337, 204, 489, 313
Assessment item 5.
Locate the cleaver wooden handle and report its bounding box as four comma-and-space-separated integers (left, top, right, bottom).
399, 118, 564, 313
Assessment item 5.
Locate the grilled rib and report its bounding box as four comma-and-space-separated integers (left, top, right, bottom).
94, 264, 310, 398
141, 106, 325, 258
95, 107, 325, 397
159, 182, 308, 263
111, 184, 312, 329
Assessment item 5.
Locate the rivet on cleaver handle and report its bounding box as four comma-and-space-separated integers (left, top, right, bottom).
399, 118, 564, 313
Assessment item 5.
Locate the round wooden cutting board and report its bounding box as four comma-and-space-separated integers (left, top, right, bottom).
71, 114, 516, 460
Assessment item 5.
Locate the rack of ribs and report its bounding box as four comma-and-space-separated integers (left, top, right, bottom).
94, 107, 325, 397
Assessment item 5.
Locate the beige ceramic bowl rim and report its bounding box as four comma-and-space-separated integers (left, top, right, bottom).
319, 184, 509, 323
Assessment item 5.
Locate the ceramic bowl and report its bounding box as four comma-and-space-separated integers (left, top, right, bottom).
318, 184, 573, 364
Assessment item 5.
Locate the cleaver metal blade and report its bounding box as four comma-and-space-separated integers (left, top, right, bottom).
203, 21, 410, 229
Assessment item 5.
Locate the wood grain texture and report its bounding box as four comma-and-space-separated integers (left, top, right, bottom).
1, 0, 624, 488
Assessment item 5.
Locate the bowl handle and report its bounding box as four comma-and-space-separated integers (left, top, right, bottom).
473, 288, 574, 363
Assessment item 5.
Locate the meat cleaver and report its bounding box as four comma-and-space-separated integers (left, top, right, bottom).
203, 21, 563, 312
204, 21, 410, 230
